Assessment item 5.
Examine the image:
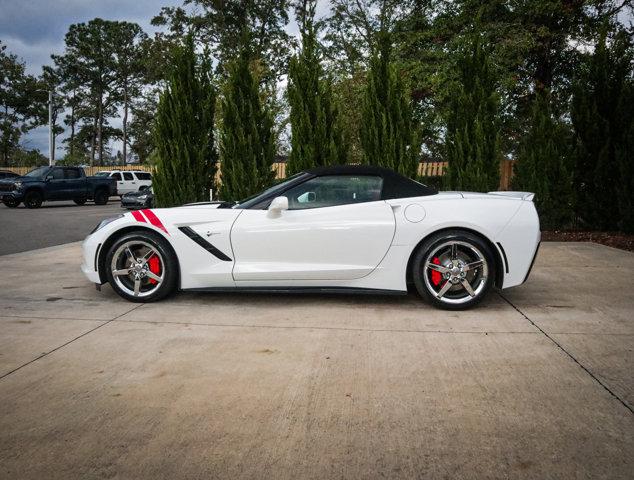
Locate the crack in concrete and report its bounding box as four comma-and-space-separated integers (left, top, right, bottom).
498, 292, 634, 415
0, 304, 143, 382
108, 316, 538, 335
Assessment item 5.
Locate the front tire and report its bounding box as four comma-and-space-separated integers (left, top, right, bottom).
94, 189, 109, 205
412, 230, 495, 310
104, 231, 178, 302
3, 198, 20, 208
24, 191, 43, 209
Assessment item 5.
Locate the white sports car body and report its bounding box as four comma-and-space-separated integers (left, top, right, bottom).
81, 165, 540, 309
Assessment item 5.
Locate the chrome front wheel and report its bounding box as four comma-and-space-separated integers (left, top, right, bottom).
104, 231, 177, 302
111, 240, 165, 298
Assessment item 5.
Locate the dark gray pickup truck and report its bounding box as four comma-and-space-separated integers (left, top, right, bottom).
0, 166, 117, 209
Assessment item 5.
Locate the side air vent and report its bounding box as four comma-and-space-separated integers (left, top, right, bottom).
178, 226, 232, 262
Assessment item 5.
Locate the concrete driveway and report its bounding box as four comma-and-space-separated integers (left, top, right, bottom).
0, 242, 632, 479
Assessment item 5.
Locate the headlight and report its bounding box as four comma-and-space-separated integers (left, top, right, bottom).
90, 214, 124, 234
13, 181, 22, 189
138, 194, 148, 200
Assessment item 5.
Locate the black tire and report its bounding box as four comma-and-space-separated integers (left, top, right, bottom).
104, 230, 178, 303
94, 189, 109, 205
3, 198, 20, 208
24, 190, 43, 209
412, 230, 496, 310
73, 198, 87, 206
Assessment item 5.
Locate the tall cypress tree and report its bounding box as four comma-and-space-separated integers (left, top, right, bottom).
287, 0, 348, 175
152, 35, 217, 207
571, 28, 633, 231
444, 34, 500, 192
219, 40, 275, 201
360, 33, 420, 179
616, 80, 634, 232
512, 92, 573, 229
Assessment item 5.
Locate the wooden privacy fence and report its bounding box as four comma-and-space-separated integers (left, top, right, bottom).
3, 160, 516, 191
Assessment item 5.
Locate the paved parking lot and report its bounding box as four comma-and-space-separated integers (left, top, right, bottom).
0, 242, 632, 479
0, 200, 122, 255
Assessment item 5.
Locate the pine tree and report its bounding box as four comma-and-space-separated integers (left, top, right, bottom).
219, 41, 276, 201
360, 33, 420, 179
287, 0, 348, 175
571, 28, 633, 231
512, 92, 573, 229
444, 34, 500, 192
152, 36, 217, 207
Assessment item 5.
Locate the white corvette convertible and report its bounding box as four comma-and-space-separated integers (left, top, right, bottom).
81, 165, 540, 309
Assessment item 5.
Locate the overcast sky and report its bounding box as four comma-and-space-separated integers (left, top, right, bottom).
0, 0, 325, 158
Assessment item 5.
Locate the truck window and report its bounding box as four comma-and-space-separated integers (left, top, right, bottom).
64, 168, 80, 179
123, 172, 134, 181
135, 172, 152, 180
112, 173, 122, 181
51, 169, 64, 180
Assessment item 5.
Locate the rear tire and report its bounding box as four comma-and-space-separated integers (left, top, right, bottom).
412, 230, 496, 310
3, 198, 20, 208
94, 189, 109, 205
104, 231, 178, 303
74, 198, 87, 206
24, 191, 43, 209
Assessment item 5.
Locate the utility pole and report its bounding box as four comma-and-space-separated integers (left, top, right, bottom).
48, 90, 54, 166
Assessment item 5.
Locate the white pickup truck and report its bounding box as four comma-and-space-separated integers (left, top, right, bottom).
94, 170, 152, 196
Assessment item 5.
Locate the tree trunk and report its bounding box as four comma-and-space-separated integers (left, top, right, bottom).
90, 115, 97, 167
97, 93, 103, 166
2, 105, 8, 166
122, 86, 128, 165
69, 90, 76, 157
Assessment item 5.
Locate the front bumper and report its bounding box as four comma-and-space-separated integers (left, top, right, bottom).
1, 191, 24, 202
81, 233, 103, 284
121, 198, 150, 209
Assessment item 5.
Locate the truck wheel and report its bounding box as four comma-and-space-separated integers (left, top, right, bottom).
74, 198, 87, 206
94, 190, 109, 205
24, 191, 43, 209
3, 198, 20, 208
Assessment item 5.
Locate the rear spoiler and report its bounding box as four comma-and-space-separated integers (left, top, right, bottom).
487, 191, 535, 201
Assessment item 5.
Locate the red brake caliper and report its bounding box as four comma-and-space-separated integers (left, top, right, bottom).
431, 257, 442, 286
148, 255, 161, 284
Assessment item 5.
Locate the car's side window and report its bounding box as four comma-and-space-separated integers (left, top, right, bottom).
283, 175, 383, 210
112, 173, 122, 181
50, 168, 64, 180
123, 172, 133, 181
64, 168, 80, 179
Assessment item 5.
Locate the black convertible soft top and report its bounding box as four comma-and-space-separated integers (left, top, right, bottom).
306, 164, 437, 199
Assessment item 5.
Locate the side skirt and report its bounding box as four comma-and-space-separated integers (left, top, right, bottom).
182, 286, 408, 296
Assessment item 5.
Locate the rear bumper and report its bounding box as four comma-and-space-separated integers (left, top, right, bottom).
521, 241, 541, 285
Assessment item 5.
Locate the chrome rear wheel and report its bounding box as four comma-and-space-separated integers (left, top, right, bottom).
413, 231, 495, 310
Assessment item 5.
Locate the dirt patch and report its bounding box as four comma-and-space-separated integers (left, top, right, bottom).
542, 231, 634, 252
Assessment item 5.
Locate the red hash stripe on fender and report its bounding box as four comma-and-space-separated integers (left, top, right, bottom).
141, 209, 169, 235
131, 210, 146, 223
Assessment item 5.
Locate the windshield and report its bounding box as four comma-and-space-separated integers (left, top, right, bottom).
94, 171, 110, 177
232, 172, 310, 209
25, 166, 50, 179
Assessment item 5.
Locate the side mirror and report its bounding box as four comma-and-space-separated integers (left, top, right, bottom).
268, 196, 288, 217
45, 175, 53, 182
